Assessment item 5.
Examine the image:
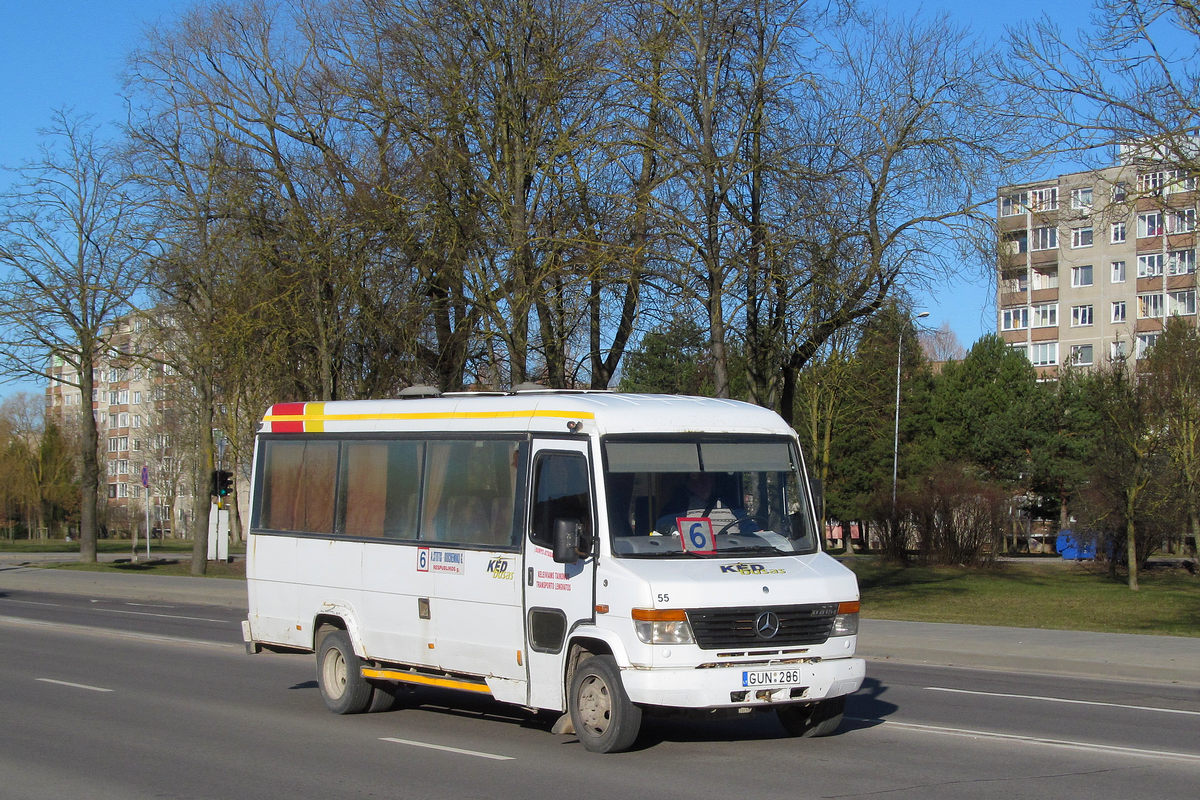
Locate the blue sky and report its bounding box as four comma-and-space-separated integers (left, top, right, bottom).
0, 0, 1058, 398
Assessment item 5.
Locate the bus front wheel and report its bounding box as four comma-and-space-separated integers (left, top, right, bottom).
777, 695, 846, 737
569, 655, 642, 753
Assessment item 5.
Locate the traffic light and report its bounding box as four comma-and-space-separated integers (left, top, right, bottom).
209, 469, 234, 498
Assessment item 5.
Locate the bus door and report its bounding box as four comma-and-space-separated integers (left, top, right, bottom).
523, 439, 596, 710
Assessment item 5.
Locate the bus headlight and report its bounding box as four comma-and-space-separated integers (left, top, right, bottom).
831, 601, 859, 636
632, 608, 695, 645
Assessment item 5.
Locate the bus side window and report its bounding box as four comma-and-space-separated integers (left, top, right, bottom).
258, 439, 338, 534
422, 440, 519, 547
337, 440, 422, 539
531, 453, 591, 550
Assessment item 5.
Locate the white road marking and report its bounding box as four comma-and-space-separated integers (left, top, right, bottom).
89, 607, 228, 623
6, 597, 225, 623
848, 716, 1200, 764
925, 686, 1200, 716
380, 737, 514, 761
37, 678, 113, 693
0, 614, 241, 650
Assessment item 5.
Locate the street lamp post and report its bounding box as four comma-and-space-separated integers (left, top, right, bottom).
892, 311, 930, 513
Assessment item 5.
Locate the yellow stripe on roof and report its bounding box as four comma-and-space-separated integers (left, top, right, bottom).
264, 408, 595, 424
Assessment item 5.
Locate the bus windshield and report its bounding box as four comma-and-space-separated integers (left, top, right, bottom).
602, 437, 819, 557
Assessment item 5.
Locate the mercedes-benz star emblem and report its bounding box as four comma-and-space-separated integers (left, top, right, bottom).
754, 611, 780, 639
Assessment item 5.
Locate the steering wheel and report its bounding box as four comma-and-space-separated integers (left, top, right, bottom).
715, 514, 769, 536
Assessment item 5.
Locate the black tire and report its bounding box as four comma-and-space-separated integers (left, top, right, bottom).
317, 630, 374, 714
367, 681, 400, 713
568, 655, 642, 753
777, 695, 846, 738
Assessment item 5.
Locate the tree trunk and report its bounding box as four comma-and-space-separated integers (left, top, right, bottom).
77, 349, 100, 562
1125, 488, 1139, 591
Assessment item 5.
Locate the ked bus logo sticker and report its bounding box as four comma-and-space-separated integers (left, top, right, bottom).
417, 547, 465, 575
719, 562, 787, 576
487, 558, 514, 580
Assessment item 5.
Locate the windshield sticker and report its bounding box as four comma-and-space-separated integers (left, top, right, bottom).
720, 562, 787, 576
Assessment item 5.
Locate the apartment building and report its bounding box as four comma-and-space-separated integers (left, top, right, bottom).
998, 153, 1198, 375
44, 313, 187, 536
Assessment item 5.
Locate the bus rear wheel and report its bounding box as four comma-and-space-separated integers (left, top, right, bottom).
569, 655, 642, 753
317, 630, 373, 714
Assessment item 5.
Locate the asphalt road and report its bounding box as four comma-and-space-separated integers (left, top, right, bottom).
0, 582, 1197, 799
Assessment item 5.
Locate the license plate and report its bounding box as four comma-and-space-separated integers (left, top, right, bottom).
742, 668, 803, 687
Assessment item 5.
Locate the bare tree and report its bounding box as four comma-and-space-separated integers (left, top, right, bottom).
1005, 0, 1200, 169
0, 112, 156, 561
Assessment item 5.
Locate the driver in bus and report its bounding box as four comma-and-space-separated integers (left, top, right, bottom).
654, 471, 753, 535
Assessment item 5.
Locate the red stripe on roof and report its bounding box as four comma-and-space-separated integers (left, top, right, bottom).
271, 402, 306, 416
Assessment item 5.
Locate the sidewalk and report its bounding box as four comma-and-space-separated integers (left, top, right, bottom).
3, 563, 1199, 686
0, 561, 247, 610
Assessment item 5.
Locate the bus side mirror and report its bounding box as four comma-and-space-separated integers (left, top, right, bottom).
553, 518, 585, 563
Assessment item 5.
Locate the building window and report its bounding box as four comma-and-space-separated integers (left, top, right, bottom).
1071, 265, 1094, 287
108, 437, 119, 453
1009, 344, 1028, 359
1031, 342, 1058, 366
133, 390, 142, 404
1069, 344, 1094, 366
1032, 267, 1058, 289
1169, 289, 1197, 316
1003, 230, 1028, 254
1138, 293, 1165, 319
1032, 226, 1058, 250
108, 391, 119, 405
1138, 253, 1165, 278
133, 414, 142, 428
1168, 249, 1196, 276
1111, 221, 1126, 243
1167, 208, 1197, 233
117, 482, 130, 498
117, 460, 129, 475
1136, 332, 1160, 358
1113, 183, 1128, 202
1000, 192, 1027, 216
118, 389, 129, 404
118, 413, 129, 428
1111, 260, 1126, 282
1002, 307, 1029, 330
1029, 187, 1058, 211
1164, 169, 1198, 194
1071, 227, 1093, 248
1112, 340, 1129, 360
1071, 305, 1094, 326
1138, 171, 1166, 194
1032, 303, 1058, 327
1112, 301, 1127, 322
1138, 212, 1164, 238
1071, 187, 1093, 210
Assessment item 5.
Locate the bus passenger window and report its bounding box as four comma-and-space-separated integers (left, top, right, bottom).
258, 440, 338, 534
338, 441, 422, 539
422, 440, 519, 547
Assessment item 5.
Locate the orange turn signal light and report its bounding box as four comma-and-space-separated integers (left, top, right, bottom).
632, 608, 688, 622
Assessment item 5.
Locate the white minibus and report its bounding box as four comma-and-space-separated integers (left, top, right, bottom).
243, 390, 865, 753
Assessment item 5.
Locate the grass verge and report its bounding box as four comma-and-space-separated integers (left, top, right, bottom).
45, 557, 246, 579
843, 557, 1200, 637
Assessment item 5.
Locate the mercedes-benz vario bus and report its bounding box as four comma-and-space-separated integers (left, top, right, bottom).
243, 390, 864, 753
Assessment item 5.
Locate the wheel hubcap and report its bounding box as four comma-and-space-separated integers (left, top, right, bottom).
324, 649, 347, 699
577, 674, 612, 733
